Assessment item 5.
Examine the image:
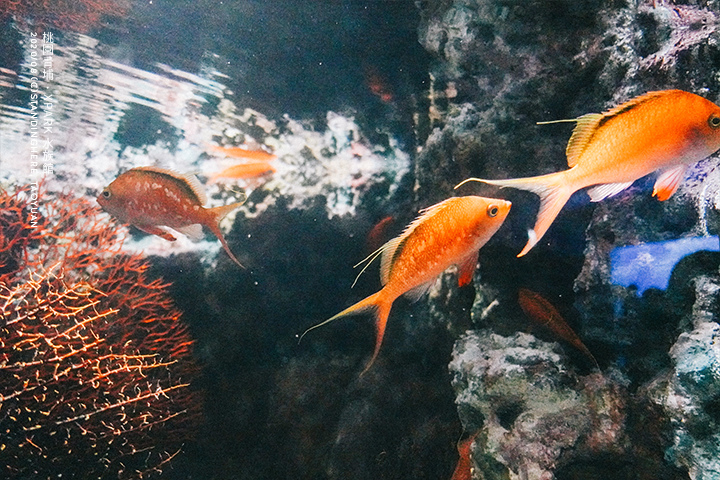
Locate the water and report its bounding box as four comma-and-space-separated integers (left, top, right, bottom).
3, 2, 720, 480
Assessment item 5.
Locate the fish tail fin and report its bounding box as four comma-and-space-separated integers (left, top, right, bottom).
299, 291, 393, 375
207, 201, 246, 268
362, 298, 393, 375
456, 172, 572, 257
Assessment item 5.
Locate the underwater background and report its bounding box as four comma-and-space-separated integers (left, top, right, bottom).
2, 0, 720, 479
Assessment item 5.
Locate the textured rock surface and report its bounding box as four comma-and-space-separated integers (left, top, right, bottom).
417, 1, 720, 479
648, 272, 720, 480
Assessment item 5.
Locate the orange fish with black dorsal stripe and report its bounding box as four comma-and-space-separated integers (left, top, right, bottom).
457, 90, 720, 257
97, 166, 245, 268
300, 196, 511, 373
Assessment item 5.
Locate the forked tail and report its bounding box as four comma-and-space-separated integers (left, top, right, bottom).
456, 171, 572, 257
299, 291, 393, 375
208, 201, 246, 268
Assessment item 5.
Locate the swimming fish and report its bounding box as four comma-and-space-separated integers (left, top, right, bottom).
207, 144, 277, 162
517, 288, 598, 369
451, 432, 479, 480
364, 215, 395, 254
97, 166, 245, 268
207, 161, 276, 183
457, 90, 720, 256
300, 196, 511, 373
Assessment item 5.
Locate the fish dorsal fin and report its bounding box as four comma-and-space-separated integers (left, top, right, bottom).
564, 113, 603, 168
538, 115, 603, 167
542, 91, 667, 168
133, 166, 208, 205
379, 237, 404, 286
379, 200, 450, 285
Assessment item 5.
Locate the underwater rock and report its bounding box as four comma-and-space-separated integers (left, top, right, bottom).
450, 330, 630, 480
648, 271, 720, 480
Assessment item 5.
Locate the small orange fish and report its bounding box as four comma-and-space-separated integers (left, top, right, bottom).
208, 144, 277, 162
517, 288, 598, 369
364, 65, 394, 103
364, 215, 395, 254
300, 196, 511, 372
207, 161, 276, 183
97, 166, 244, 268
457, 90, 720, 256
451, 433, 479, 480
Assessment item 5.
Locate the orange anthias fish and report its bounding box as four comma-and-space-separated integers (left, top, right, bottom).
457, 89, 720, 256
517, 288, 598, 369
207, 144, 277, 162
207, 162, 276, 183
451, 432, 479, 480
300, 196, 511, 373
364, 215, 395, 254
97, 166, 244, 268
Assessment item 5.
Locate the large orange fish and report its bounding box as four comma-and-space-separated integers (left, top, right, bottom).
300, 196, 511, 372
97, 166, 244, 268
457, 90, 720, 256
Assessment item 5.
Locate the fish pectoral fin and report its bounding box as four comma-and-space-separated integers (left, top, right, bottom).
403, 280, 434, 303
653, 165, 687, 201
176, 223, 205, 242
586, 181, 634, 202
135, 224, 177, 241
457, 254, 478, 287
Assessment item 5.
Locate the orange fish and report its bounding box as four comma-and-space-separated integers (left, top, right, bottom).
457, 90, 720, 256
517, 288, 598, 369
300, 196, 511, 372
97, 166, 244, 268
364, 215, 395, 254
364, 65, 394, 103
208, 144, 277, 162
451, 433, 479, 480
207, 161, 276, 183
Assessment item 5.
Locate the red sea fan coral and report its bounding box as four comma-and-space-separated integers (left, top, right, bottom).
0, 186, 202, 479
1, 0, 130, 33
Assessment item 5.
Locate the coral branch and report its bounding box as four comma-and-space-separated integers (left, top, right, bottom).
0, 186, 202, 479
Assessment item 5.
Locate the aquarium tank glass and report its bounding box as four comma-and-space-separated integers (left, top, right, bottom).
2, 1, 720, 479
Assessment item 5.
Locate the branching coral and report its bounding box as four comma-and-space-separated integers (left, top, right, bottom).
1, 0, 130, 33
0, 186, 202, 479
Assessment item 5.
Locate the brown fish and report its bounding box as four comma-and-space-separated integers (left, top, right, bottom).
518, 288, 598, 368
97, 166, 244, 268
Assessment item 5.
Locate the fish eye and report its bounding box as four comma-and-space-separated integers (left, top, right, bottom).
487, 204, 499, 217
709, 114, 720, 129
101, 190, 111, 199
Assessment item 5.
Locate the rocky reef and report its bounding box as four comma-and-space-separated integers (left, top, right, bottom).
415, 0, 720, 479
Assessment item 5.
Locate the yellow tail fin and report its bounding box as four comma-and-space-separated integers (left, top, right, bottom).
300, 291, 393, 374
